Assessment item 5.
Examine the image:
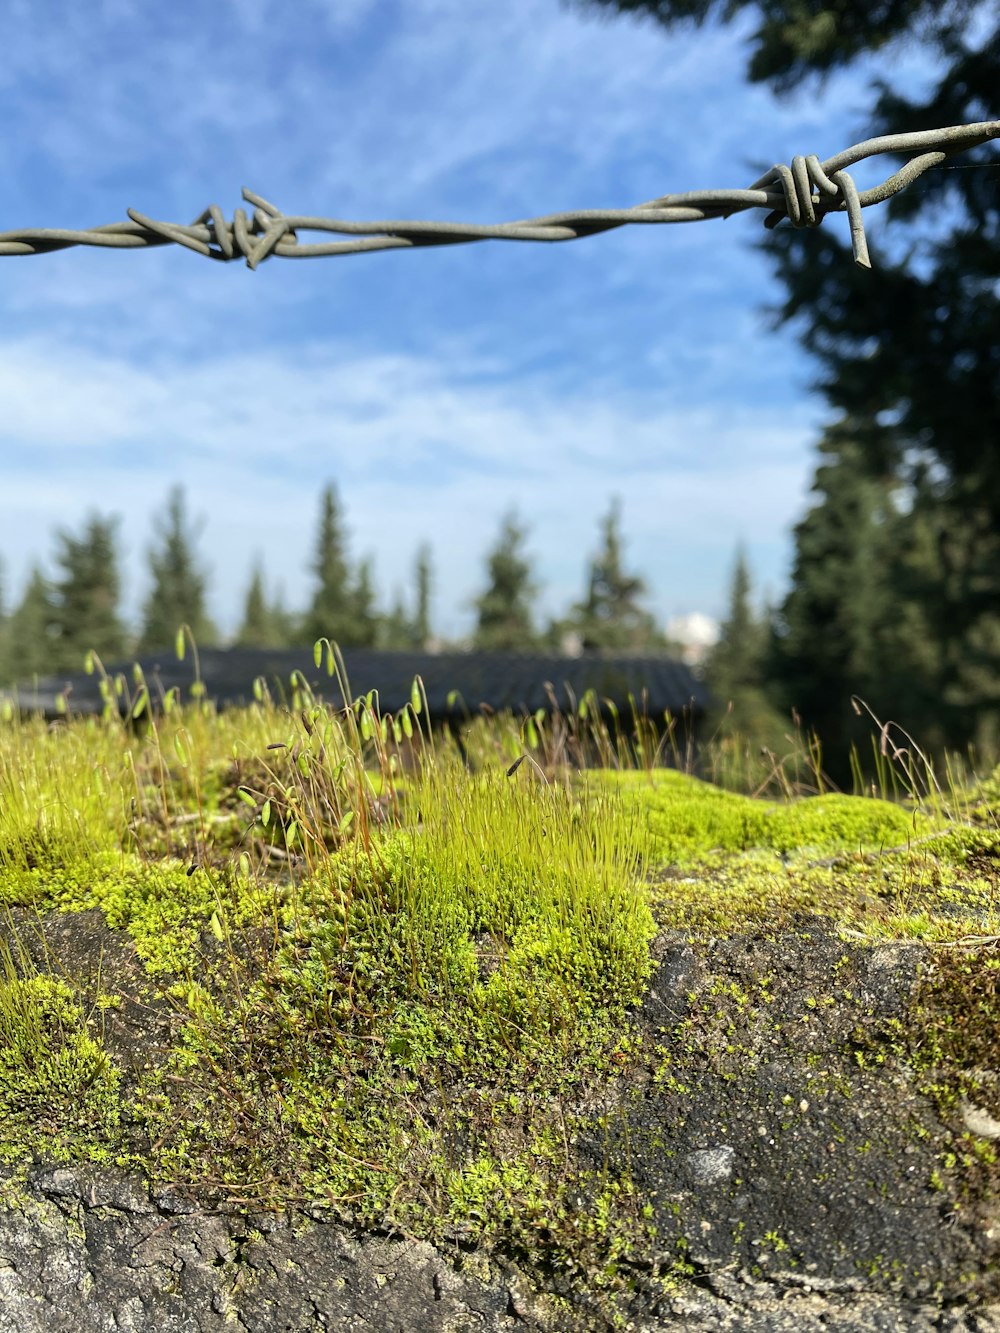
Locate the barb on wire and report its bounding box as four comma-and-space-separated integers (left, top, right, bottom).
2, 121, 997, 273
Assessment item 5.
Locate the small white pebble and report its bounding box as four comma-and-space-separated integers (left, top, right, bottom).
960, 1097, 1000, 1139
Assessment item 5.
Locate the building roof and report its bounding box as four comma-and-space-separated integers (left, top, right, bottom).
3, 646, 708, 721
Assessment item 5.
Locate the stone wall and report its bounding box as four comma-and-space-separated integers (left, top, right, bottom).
3, 925, 1000, 1331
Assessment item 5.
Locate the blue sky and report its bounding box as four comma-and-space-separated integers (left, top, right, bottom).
0, 0, 941, 641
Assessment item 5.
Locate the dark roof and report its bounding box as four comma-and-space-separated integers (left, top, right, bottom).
3, 647, 708, 721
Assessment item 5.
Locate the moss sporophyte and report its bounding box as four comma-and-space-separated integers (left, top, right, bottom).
1, 658, 999, 1316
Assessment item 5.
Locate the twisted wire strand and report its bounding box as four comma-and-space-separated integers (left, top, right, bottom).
1, 120, 997, 273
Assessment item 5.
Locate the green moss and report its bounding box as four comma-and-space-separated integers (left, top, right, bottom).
864, 943, 1000, 1214
972, 762, 1000, 817
589, 769, 769, 864
758, 793, 924, 856
640, 797, 999, 944
0, 946, 122, 1165
902, 948, 1000, 1104
3, 694, 997, 1312
131, 801, 656, 1213
591, 770, 928, 867
21, 856, 239, 976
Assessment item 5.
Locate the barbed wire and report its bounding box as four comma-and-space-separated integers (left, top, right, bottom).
2, 120, 997, 273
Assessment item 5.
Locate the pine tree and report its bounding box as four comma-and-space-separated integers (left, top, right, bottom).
234, 561, 293, 648
910, 473, 1000, 759
379, 544, 434, 650
771, 425, 895, 775
379, 589, 414, 651
864, 466, 950, 754
572, 499, 661, 652
302, 484, 358, 647
351, 557, 379, 648
413, 543, 432, 649
2, 565, 57, 684
50, 514, 127, 672
706, 547, 787, 751
574, 1, 994, 93
472, 511, 539, 651
708, 548, 763, 698
138, 487, 217, 653
236, 564, 269, 648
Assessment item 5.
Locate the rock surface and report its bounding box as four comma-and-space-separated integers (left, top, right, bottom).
3, 921, 999, 1331
1, 1160, 999, 1332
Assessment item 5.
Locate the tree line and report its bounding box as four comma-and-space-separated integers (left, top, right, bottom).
0, 484, 673, 687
